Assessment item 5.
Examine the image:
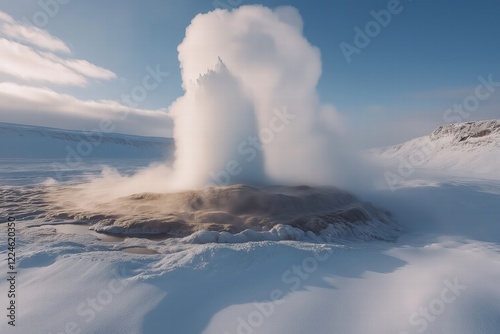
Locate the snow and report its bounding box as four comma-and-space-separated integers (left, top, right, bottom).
0, 122, 173, 160
1, 121, 500, 334
371, 119, 500, 178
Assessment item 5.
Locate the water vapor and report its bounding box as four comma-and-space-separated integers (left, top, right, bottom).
169, 5, 344, 189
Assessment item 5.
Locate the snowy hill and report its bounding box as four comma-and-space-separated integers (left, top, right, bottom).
0, 122, 173, 159
372, 119, 500, 176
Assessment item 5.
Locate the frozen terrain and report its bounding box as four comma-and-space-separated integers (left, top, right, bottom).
372, 119, 500, 178
0, 122, 173, 160
1, 121, 500, 334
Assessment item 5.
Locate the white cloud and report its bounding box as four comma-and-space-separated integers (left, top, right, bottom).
0, 9, 155, 137
40, 52, 116, 80
0, 10, 116, 86
0, 38, 116, 86
0, 83, 172, 137
0, 10, 70, 53
0, 38, 87, 85
0, 11, 14, 24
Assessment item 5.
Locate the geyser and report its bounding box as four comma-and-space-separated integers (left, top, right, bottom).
34, 5, 399, 243
169, 5, 343, 190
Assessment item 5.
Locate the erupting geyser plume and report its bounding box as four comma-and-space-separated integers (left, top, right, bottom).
169, 5, 343, 190
38, 5, 399, 242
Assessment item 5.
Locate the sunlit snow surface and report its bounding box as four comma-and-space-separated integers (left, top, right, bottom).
1, 159, 500, 334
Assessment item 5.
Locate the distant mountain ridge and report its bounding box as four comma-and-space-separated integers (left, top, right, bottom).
430, 119, 500, 148
372, 119, 500, 176
0, 122, 173, 159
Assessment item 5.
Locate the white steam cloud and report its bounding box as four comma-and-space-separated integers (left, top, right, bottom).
169, 5, 344, 190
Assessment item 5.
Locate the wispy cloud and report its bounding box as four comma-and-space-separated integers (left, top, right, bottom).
40, 52, 116, 81
0, 10, 70, 53
0, 38, 87, 85
0, 10, 116, 86
0, 10, 170, 137
0, 83, 171, 137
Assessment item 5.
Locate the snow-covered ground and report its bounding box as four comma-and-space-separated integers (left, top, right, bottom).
371, 119, 500, 179
1, 121, 500, 334
0, 122, 173, 160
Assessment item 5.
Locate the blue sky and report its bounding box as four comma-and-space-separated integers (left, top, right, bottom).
1, 0, 499, 146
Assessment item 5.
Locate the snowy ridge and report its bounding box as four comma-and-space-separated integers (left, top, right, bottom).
372, 119, 500, 175
0, 122, 173, 159
430, 119, 500, 146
